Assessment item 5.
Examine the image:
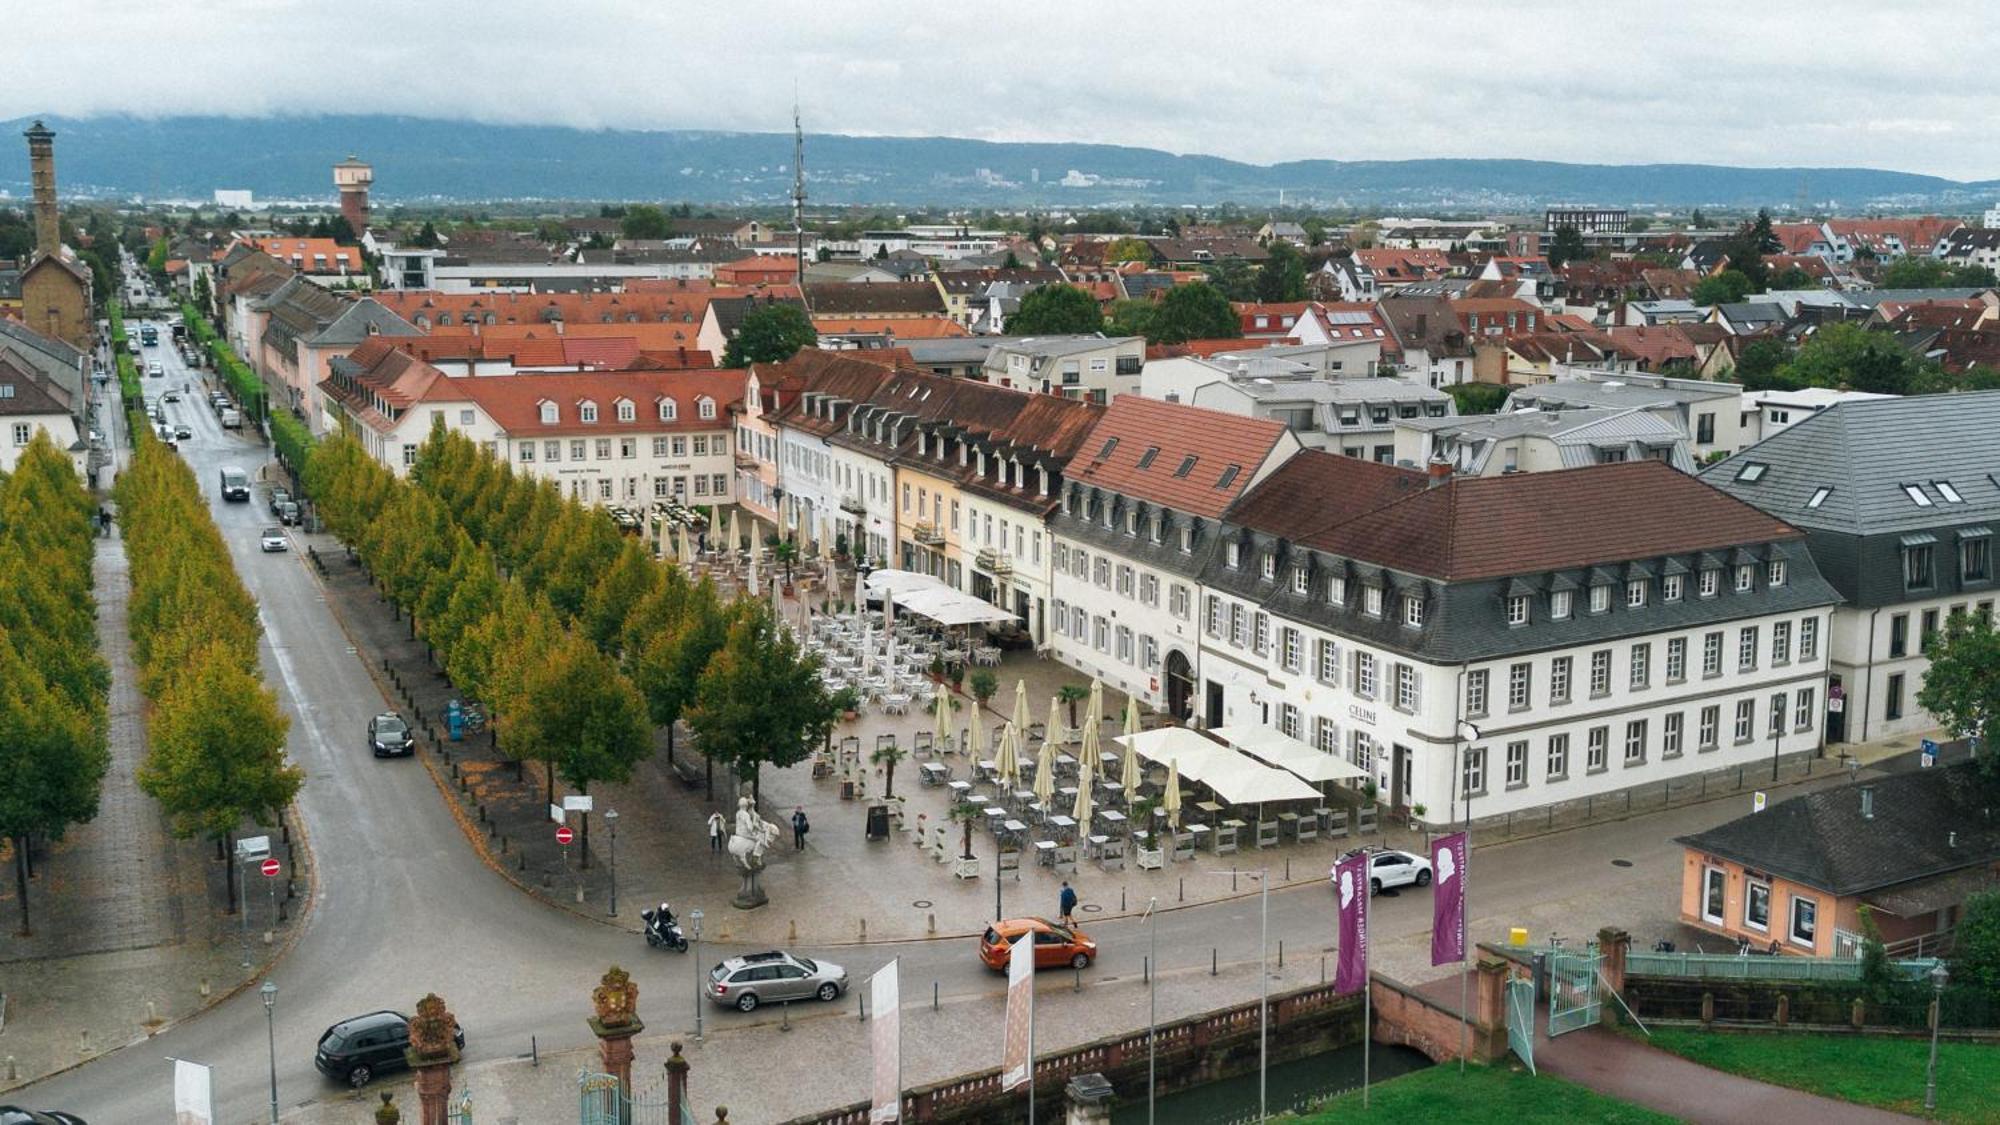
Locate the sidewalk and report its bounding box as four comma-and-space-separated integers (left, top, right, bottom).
0, 532, 305, 1093
1536, 1023, 1914, 1123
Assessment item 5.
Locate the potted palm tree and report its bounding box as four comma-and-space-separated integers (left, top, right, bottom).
871, 740, 908, 799
969, 670, 999, 712
831, 685, 862, 722
771, 539, 800, 595
1058, 683, 1090, 733
947, 802, 981, 879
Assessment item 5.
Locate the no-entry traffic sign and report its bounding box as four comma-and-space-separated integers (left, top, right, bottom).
260, 857, 281, 878
555, 825, 575, 846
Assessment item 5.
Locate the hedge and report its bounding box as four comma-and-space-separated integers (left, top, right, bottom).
177, 300, 266, 426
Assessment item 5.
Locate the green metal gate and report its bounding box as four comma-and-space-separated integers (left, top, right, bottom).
579, 1070, 690, 1125
449, 1087, 472, 1125
1506, 976, 1536, 1073
1547, 948, 1602, 1037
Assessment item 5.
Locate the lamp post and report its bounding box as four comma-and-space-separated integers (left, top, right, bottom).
690, 909, 706, 1042
1925, 960, 1949, 1113
260, 981, 279, 1125
1211, 869, 1268, 1121
605, 809, 620, 917
1144, 897, 1158, 1125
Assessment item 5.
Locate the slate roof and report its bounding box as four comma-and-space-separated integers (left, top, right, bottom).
1700, 391, 2000, 535
1068, 397, 1289, 520
805, 282, 947, 317
307, 298, 422, 347
1677, 763, 2000, 896
0, 351, 74, 417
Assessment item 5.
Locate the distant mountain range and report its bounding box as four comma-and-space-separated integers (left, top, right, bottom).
0, 114, 1994, 212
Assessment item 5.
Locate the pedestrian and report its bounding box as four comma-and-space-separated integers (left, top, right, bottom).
1059, 880, 1078, 927
792, 807, 810, 850
97, 507, 110, 537
706, 811, 726, 853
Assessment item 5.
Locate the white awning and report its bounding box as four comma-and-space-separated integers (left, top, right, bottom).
1115, 728, 1322, 805
1213, 724, 1367, 784
864, 569, 1017, 625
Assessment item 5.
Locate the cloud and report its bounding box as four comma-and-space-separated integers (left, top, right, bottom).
4, 0, 1998, 179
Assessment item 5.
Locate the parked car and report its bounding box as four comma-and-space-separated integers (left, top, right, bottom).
220, 407, 243, 429
260, 526, 288, 553
0, 1107, 88, 1125
367, 712, 413, 757
1332, 847, 1433, 895
270, 487, 291, 515
979, 917, 1097, 971
162, 389, 180, 403
313, 1009, 462, 1089
705, 950, 848, 1011
146, 361, 163, 377
279, 500, 301, 526
173, 424, 192, 441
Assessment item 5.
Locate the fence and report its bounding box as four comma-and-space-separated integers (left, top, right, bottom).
1467, 752, 1825, 841
1626, 951, 1942, 983
1624, 976, 2000, 1032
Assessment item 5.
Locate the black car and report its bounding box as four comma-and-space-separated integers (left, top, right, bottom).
368, 713, 413, 757
313, 1009, 463, 1088
0, 1108, 87, 1125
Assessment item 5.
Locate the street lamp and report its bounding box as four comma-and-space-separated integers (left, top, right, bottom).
1211, 870, 1268, 1122
605, 809, 620, 917
1925, 960, 1949, 1113
260, 981, 279, 1125
690, 909, 706, 1042
1144, 897, 1158, 1125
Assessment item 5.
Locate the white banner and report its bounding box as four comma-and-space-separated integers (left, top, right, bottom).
1000, 934, 1035, 1091
173, 1058, 213, 1125
869, 960, 902, 1123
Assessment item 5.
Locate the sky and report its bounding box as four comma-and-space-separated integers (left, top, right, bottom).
6, 0, 1998, 180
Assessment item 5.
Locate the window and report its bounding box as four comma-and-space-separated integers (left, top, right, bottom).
1461, 746, 1487, 797
1589, 584, 1611, 614
1666, 637, 1687, 682
1629, 643, 1650, 689
1095, 558, 1112, 588
1259, 552, 1275, 580
1093, 617, 1110, 653
1589, 650, 1611, 697
1663, 574, 1683, 603
1466, 669, 1489, 716
1550, 656, 1572, 704
1139, 573, 1159, 606
1329, 576, 1348, 605
1350, 730, 1372, 771
1735, 462, 1767, 483
1205, 596, 1222, 637
1663, 712, 1684, 758
1745, 880, 1771, 932
1699, 568, 1719, 598
1795, 687, 1815, 730
616, 400, 635, 422
1253, 612, 1269, 656
1394, 664, 1419, 712
652, 437, 669, 457
1292, 567, 1310, 595
1316, 716, 1340, 757
1116, 626, 1134, 663
519, 442, 535, 462
660, 398, 678, 421
1547, 733, 1569, 780
1696, 413, 1715, 444
1699, 705, 1720, 751
1355, 652, 1377, 699
580, 401, 599, 424
1902, 483, 1934, 506
1767, 560, 1787, 587
1551, 589, 1573, 620
1403, 596, 1425, 628
672, 436, 687, 457
1508, 663, 1531, 711
1772, 621, 1791, 665
1738, 626, 1758, 671
1316, 638, 1342, 685
1586, 726, 1608, 772
1229, 604, 1246, 648
538, 401, 558, 424
1170, 584, 1191, 620
1280, 628, 1302, 673
1278, 703, 1301, 740
1363, 586, 1384, 617
1626, 579, 1647, 608
401, 443, 418, 466
1889, 613, 1909, 658
1505, 741, 1528, 788
1964, 536, 1992, 582
1225, 541, 1241, 568
1703, 631, 1723, 676
1701, 867, 1727, 925
597, 438, 613, 460
1799, 617, 1818, 661
1734, 564, 1755, 592
698, 398, 717, 420
1178, 526, 1194, 553
1807, 486, 1832, 509
693, 436, 709, 456
1905, 544, 1934, 590
1936, 480, 1965, 503
1789, 896, 1818, 948
1506, 595, 1530, 626
620, 438, 636, 459
1116, 565, 1134, 597
1734, 699, 1755, 742
1624, 719, 1647, 765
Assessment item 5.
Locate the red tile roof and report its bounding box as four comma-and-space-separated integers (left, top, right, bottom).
1145, 337, 1282, 361
449, 369, 745, 435
1226, 450, 1429, 542
812, 316, 970, 339
1306, 460, 1802, 581
1069, 397, 1289, 519
241, 236, 363, 274
375, 289, 715, 330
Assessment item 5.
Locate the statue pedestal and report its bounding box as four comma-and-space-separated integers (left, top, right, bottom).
589, 1016, 644, 1096
733, 866, 768, 909
405, 1048, 459, 1125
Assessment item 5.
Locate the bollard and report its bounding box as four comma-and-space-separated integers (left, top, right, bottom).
781, 1001, 791, 1032
499, 835, 508, 854
1143, 956, 1149, 984
278, 901, 288, 923
532, 1035, 539, 1066
1231, 870, 1238, 892
859, 918, 866, 942
478, 804, 487, 823
1120, 888, 1126, 912
517, 852, 527, 871
788, 919, 798, 942
4, 1056, 14, 1082
927, 912, 936, 934
858, 993, 866, 1022
78, 1030, 91, 1058
1278, 940, 1284, 968
199, 978, 211, 998
1179, 877, 1184, 903
145, 1000, 159, 1027
1320, 956, 1326, 984
933, 982, 940, 1010
1285, 858, 1291, 881
1211, 949, 1218, 976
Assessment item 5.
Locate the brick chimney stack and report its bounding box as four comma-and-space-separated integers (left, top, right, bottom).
24, 120, 59, 259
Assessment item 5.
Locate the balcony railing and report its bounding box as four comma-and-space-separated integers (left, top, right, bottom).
839, 494, 867, 515
976, 547, 1012, 574
913, 522, 947, 546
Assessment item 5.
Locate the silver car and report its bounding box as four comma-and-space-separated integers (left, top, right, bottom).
706, 950, 847, 1011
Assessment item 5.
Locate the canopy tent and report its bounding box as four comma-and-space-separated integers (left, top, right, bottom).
862, 569, 1017, 627
1113, 728, 1321, 806
1212, 725, 1368, 785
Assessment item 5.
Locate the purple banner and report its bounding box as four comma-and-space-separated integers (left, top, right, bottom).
1334, 852, 1370, 995
1431, 832, 1468, 966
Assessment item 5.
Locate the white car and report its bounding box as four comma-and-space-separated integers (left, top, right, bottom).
259, 526, 288, 552
1332, 848, 1433, 894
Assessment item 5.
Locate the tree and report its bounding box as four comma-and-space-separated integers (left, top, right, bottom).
621, 204, 671, 241
1691, 269, 1754, 306
1302, 218, 1328, 248
969, 670, 998, 710
580, 540, 662, 656
1202, 259, 1257, 303
1445, 383, 1509, 415
1008, 284, 1104, 335
684, 602, 836, 804
1768, 265, 1819, 291
1720, 210, 1780, 290
1880, 257, 1998, 290
512, 634, 651, 864
1147, 282, 1239, 345
723, 302, 816, 367
1691, 209, 1708, 229
870, 740, 908, 800
1106, 299, 1157, 340
1002, 250, 1023, 269
0, 626, 106, 935
1103, 237, 1152, 265
1776, 321, 1921, 395
1732, 337, 1795, 390
1856, 906, 1895, 1002
1254, 241, 1308, 303
1058, 683, 1090, 731
1916, 611, 2000, 794
1546, 225, 1589, 271
411, 221, 442, 248
1952, 888, 2000, 990
629, 580, 728, 769
138, 646, 300, 914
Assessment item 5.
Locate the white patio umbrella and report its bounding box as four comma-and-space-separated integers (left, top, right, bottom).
1120, 726, 1142, 803
726, 508, 740, 556
1033, 741, 1056, 818
678, 524, 696, 568
995, 722, 1020, 790
1071, 763, 1094, 827
966, 690, 984, 762
1087, 677, 1104, 734
1163, 758, 1183, 833
748, 536, 760, 593
1047, 696, 1068, 746
1011, 679, 1031, 744
1074, 724, 1097, 800
933, 689, 954, 752
1123, 694, 1141, 739
853, 567, 866, 621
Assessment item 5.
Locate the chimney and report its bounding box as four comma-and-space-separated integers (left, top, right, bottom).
24, 120, 59, 258
1426, 454, 1453, 487
1860, 786, 1874, 820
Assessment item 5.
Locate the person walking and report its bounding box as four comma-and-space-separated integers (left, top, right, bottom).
707, 811, 726, 853
792, 807, 810, 851
1059, 880, 1078, 927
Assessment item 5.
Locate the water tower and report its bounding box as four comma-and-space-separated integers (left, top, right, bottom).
333, 156, 373, 234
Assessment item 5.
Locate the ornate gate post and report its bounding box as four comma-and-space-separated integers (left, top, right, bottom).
404, 993, 460, 1125
590, 966, 645, 1100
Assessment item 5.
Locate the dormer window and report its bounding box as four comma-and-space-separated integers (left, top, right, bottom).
1291, 567, 1309, 595
1259, 554, 1276, 581
660, 398, 678, 421
1734, 564, 1755, 592
1124, 508, 1138, 535
615, 398, 635, 422
1150, 513, 1164, 543
1698, 568, 1719, 598
539, 401, 558, 425
1178, 525, 1193, 553
1589, 584, 1610, 614
1403, 595, 1425, 628
1506, 595, 1530, 626
1551, 590, 1572, 620
698, 397, 717, 420
1626, 579, 1647, 608
1767, 560, 1787, 587
1225, 542, 1242, 569
1329, 575, 1347, 605
580, 400, 599, 424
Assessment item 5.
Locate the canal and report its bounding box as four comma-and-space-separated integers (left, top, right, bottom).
1110, 1042, 1432, 1123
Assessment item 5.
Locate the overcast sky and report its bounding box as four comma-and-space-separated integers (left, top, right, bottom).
7, 0, 1997, 179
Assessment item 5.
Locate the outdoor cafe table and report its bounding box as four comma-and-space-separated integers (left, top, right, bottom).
920, 762, 950, 787
1194, 800, 1224, 823
1047, 814, 1077, 841
984, 807, 1009, 833
1099, 809, 1127, 832
946, 780, 973, 803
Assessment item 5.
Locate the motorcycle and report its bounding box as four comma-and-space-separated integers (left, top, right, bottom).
641, 903, 689, 952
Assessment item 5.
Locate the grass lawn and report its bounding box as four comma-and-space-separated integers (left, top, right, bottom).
1646, 1028, 2000, 1123
1293, 1062, 1680, 1123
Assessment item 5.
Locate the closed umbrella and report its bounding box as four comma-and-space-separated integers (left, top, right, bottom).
1120, 731, 1142, 804
1071, 760, 1094, 828
995, 722, 1020, 790
727, 508, 740, 557
885, 589, 897, 670
933, 690, 954, 753
854, 568, 866, 622
966, 690, 984, 762
1123, 694, 1141, 739
1011, 679, 1031, 745
748, 535, 760, 593
678, 524, 696, 569
1047, 696, 1068, 746
1087, 678, 1104, 737
1074, 726, 1096, 812
1164, 758, 1183, 831
1034, 739, 1056, 819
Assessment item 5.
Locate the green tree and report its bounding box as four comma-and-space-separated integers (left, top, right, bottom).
684, 602, 837, 803
1546, 225, 1589, 271
1768, 265, 1819, 291
138, 646, 300, 914
1691, 269, 1754, 306
621, 204, 671, 241
1058, 683, 1090, 730
1147, 282, 1240, 345
1254, 241, 1308, 303
0, 626, 107, 935
1103, 237, 1152, 264
1856, 906, 1895, 1002
1880, 257, 1999, 290
1202, 259, 1257, 302
1951, 888, 2000, 990
1691, 209, 1709, 228
1445, 383, 1509, 415
1106, 299, 1157, 339
1776, 321, 1920, 395
411, 221, 442, 248
1002, 250, 1022, 269
1302, 218, 1328, 247
722, 302, 816, 367
512, 633, 651, 863
1916, 611, 2000, 793
629, 580, 728, 770
581, 540, 664, 655
1008, 284, 1104, 335
1721, 210, 1780, 290
1732, 337, 1795, 391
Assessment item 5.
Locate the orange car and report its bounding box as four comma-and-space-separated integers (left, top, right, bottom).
979, 917, 1097, 971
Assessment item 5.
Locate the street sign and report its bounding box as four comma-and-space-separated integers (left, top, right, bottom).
562, 795, 594, 812
234, 835, 271, 862
550, 803, 566, 824
556, 825, 575, 846
260, 857, 280, 878
1752, 791, 1767, 813
1921, 739, 1938, 768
